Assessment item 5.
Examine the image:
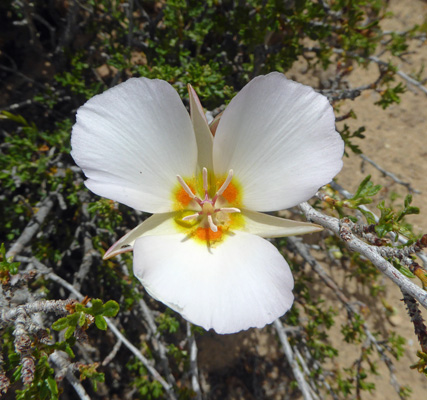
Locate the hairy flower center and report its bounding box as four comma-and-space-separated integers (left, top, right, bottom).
176, 167, 241, 233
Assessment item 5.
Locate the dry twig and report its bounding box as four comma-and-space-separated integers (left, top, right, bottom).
299, 201, 427, 309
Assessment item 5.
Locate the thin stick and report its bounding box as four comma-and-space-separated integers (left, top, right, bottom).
273, 319, 314, 400
187, 323, 202, 400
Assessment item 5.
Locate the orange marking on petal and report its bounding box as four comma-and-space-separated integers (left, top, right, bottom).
196, 227, 223, 242
176, 186, 194, 207
221, 182, 238, 204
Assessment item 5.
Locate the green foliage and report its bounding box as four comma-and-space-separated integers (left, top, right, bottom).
15, 356, 59, 400
52, 299, 119, 339
411, 351, 427, 375
167, 343, 188, 365
0, 243, 20, 283
341, 313, 365, 343
88, 199, 123, 232
323, 175, 381, 221
0, 112, 74, 242
127, 358, 164, 399
7, 326, 106, 398
348, 252, 382, 292
136, 61, 235, 107
55, 53, 103, 99
287, 260, 339, 364
325, 176, 419, 240
349, 175, 382, 208
156, 311, 180, 334
387, 332, 406, 360
339, 124, 366, 156
335, 347, 378, 397
79, 363, 105, 391
376, 194, 419, 238
375, 82, 406, 109
387, 32, 410, 57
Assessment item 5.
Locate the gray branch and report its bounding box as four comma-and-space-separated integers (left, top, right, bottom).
299, 201, 427, 309
49, 351, 91, 400
273, 319, 315, 400
6, 194, 56, 260
187, 323, 202, 400
360, 153, 420, 193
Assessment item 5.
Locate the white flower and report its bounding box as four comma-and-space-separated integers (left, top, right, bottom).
71, 72, 344, 334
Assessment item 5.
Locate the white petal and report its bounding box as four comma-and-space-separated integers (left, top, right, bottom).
133, 231, 294, 334
188, 84, 213, 171
241, 210, 322, 237
71, 78, 197, 213
213, 72, 344, 212
103, 212, 178, 259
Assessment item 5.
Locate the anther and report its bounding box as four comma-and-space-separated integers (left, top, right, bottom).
176, 175, 196, 199
207, 215, 218, 232
216, 169, 234, 197
182, 213, 200, 221
218, 207, 240, 214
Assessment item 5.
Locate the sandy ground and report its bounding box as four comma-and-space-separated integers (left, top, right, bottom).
198, 1, 427, 398
333, 1, 427, 397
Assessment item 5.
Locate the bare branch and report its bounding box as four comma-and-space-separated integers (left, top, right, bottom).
299, 201, 427, 309
402, 291, 427, 353
6, 194, 56, 260
368, 55, 427, 96
49, 351, 91, 400
1, 299, 73, 323
273, 319, 315, 400
360, 153, 421, 193
137, 297, 176, 386
101, 338, 122, 367
105, 320, 177, 400
187, 323, 202, 400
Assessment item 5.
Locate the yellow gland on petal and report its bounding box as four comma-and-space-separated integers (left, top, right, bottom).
173, 168, 243, 246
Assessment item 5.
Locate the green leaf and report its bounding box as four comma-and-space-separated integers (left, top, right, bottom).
398, 265, 416, 279
102, 300, 120, 317
358, 208, 376, 225
55, 340, 76, 359
95, 315, 107, 330
47, 376, 59, 398
78, 312, 87, 327
0, 111, 30, 126
397, 194, 420, 221
51, 317, 68, 331
65, 325, 75, 340
90, 299, 104, 315
344, 176, 382, 210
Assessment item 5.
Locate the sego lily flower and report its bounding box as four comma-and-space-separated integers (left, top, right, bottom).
71, 72, 344, 334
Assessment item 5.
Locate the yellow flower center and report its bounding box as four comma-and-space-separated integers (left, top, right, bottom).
174, 168, 243, 245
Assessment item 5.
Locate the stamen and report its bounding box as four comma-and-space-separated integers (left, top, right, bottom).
176, 175, 196, 199
202, 167, 208, 192
218, 207, 240, 214
216, 169, 234, 197
207, 215, 218, 232
182, 213, 200, 221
